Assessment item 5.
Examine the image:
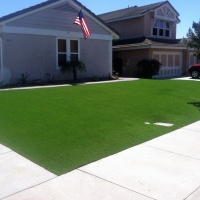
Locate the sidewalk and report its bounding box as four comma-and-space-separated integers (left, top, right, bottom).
1, 121, 200, 200
0, 78, 139, 92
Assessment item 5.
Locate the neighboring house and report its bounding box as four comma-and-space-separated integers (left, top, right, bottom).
99, 1, 198, 78
0, 0, 119, 85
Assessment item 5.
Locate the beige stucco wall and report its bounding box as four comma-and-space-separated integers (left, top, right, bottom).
143, 13, 154, 37
171, 24, 177, 39
1, 33, 111, 84
108, 17, 144, 40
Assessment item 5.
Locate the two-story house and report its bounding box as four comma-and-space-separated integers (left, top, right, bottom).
99, 1, 197, 78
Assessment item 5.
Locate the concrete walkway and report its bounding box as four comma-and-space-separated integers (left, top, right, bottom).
1, 121, 200, 200
0, 78, 139, 92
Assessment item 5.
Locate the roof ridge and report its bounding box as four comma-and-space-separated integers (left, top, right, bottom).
0, 0, 60, 22
98, 1, 165, 16
98, 6, 137, 16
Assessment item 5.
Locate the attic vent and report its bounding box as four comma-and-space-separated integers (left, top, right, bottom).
54, 3, 77, 13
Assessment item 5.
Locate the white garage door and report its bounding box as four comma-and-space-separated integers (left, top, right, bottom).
152, 51, 182, 78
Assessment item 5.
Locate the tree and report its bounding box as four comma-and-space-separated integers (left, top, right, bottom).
185, 20, 200, 59
60, 59, 86, 81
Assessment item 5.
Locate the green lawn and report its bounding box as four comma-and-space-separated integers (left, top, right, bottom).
0, 79, 200, 175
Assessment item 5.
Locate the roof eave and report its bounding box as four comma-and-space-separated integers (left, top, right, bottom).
0, 0, 120, 39
113, 44, 187, 51
103, 14, 144, 23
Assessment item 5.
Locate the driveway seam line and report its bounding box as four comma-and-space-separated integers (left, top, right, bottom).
183, 185, 200, 200
1, 176, 58, 200
183, 127, 200, 133
77, 169, 156, 200
0, 151, 13, 156
144, 145, 200, 161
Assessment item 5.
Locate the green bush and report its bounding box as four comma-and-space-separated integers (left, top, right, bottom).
60, 59, 86, 81
137, 59, 161, 79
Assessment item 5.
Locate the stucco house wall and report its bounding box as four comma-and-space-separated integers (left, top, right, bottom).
1, 33, 111, 84
0, 0, 119, 84
106, 11, 177, 40
115, 49, 150, 77
108, 17, 144, 40
80, 39, 111, 78
143, 12, 154, 37
171, 25, 177, 39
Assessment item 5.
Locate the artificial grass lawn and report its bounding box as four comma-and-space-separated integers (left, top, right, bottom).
0, 79, 200, 175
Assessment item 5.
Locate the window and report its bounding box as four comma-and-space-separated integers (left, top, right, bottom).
153, 21, 158, 36
70, 40, 79, 61
58, 39, 67, 67
152, 20, 170, 37
165, 22, 170, 37
57, 38, 80, 68
159, 21, 164, 36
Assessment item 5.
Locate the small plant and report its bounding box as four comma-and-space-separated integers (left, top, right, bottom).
60, 59, 86, 81
112, 68, 116, 75
19, 72, 29, 85
46, 73, 55, 84
137, 59, 161, 79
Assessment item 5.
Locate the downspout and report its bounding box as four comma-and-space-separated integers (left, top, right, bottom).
0, 36, 3, 83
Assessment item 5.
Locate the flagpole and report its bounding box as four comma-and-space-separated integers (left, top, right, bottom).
67, 7, 83, 34
67, 23, 74, 34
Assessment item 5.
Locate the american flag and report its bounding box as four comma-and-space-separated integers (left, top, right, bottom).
74, 10, 91, 39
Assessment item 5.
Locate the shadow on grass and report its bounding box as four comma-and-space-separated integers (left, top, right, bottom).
187, 102, 200, 111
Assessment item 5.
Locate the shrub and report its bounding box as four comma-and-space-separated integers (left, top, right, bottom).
137, 59, 161, 79
60, 59, 86, 81
19, 72, 29, 85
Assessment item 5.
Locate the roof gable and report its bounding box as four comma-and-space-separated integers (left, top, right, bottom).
0, 0, 119, 39
98, 1, 179, 23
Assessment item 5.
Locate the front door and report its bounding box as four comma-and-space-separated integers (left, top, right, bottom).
113, 59, 122, 76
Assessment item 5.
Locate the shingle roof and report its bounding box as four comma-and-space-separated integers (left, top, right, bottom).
0, 0, 59, 23
0, 0, 120, 37
113, 36, 186, 49
98, 1, 179, 22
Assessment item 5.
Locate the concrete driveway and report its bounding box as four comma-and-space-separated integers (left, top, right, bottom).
172, 76, 200, 81
1, 121, 200, 200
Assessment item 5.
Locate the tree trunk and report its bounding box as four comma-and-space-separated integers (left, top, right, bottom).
73, 67, 77, 81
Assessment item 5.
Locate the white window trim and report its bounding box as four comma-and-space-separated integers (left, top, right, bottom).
152, 19, 171, 38
56, 37, 80, 69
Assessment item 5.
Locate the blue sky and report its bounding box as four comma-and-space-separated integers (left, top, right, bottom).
0, 0, 199, 38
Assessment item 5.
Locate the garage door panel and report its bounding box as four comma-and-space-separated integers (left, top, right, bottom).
175, 55, 180, 66
168, 55, 173, 66
153, 52, 182, 78
161, 55, 167, 66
